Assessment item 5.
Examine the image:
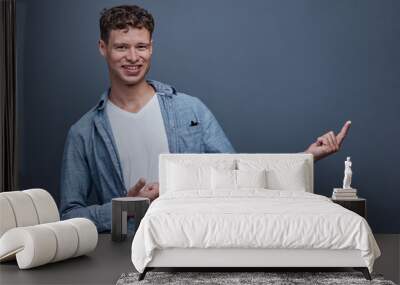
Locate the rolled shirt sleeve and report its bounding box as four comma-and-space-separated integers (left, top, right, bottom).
59, 127, 112, 232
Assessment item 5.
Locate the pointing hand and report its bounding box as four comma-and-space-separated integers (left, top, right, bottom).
305, 121, 351, 161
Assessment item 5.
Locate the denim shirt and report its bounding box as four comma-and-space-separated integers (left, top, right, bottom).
59, 80, 235, 232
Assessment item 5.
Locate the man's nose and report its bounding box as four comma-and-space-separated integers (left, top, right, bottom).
126, 48, 138, 62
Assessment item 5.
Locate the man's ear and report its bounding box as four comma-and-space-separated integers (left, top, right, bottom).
98, 39, 107, 57
149, 39, 153, 55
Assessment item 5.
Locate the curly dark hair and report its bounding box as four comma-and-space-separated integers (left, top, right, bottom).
99, 5, 154, 43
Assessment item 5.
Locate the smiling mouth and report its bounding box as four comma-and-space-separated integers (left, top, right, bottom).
122, 65, 141, 72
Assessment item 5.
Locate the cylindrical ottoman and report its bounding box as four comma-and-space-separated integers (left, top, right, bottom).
111, 197, 150, 242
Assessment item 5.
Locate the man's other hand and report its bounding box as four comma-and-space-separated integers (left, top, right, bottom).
138, 182, 159, 201
126, 178, 159, 201
305, 121, 351, 161
127, 178, 146, 197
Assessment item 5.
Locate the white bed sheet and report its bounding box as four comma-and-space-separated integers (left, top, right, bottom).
131, 190, 380, 273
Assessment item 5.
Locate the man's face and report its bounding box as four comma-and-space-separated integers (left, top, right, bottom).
99, 27, 152, 86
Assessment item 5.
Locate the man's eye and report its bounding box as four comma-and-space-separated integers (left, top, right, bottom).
116, 46, 127, 50
137, 45, 148, 51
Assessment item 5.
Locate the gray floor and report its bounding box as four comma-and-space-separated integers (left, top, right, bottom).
0, 234, 134, 285
374, 234, 400, 284
0, 234, 398, 285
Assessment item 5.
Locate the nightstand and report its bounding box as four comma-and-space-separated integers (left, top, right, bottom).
331, 197, 367, 219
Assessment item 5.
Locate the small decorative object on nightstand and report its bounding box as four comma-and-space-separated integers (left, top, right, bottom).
332, 157, 358, 199
331, 197, 367, 219
111, 197, 150, 242
343, 156, 353, 189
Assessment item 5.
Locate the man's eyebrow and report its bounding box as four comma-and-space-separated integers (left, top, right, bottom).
113, 42, 129, 46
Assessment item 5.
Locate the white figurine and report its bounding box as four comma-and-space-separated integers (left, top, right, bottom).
342, 157, 352, 189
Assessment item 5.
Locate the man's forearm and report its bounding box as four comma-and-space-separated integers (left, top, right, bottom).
61, 202, 112, 233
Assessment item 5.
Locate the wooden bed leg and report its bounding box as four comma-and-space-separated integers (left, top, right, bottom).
354, 267, 371, 280
138, 268, 148, 281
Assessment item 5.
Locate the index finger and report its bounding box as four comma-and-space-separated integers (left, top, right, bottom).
128, 177, 146, 196
336, 120, 352, 146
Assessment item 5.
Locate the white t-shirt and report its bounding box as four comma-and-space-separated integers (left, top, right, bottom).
106, 95, 169, 190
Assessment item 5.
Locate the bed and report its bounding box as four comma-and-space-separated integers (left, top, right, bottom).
131, 154, 380, 280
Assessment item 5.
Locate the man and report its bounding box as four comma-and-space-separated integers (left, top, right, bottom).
60, 5, 350, 232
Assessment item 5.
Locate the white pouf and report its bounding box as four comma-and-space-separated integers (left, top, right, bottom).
0, 189, 98, 269
0, 218, 98, 269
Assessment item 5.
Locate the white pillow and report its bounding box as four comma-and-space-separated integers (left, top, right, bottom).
266, 168, 307, 191
238, 159, 308, 191
167, 163, 211, 191
211, 168, 236, 190
237, 169, 267, 188
166, 159, 235, 192
211, 169, 267, 190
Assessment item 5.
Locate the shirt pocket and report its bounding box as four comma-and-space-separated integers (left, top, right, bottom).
176, 123, 204, 153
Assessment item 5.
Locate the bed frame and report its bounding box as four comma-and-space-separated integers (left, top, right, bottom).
140, 248, 370, 280
138, 154, 371, 280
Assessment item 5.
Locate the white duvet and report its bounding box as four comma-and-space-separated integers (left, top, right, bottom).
131, 190, 380, 273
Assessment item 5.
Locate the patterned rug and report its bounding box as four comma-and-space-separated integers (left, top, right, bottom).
116, 271, 396, 285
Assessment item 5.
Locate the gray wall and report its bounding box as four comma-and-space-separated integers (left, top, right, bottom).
16, 0, 400, 233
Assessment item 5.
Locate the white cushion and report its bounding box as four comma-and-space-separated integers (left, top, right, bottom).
0, 226, 57, 269
0, 196, 16, 237
0, 189, 60, 238
66, 218, 98, 257
166, 160, 235, 192
0, 191, 39, 227
237, 169, 267, 188
42, 222, 78, 262
238, 159, 309, 191
23, 189, 60, 224
0, 218, 97, 269
211, 168, 236, 190
167, 163, 211, 191
211, 169, 267, 190
266, 167, 307, 191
